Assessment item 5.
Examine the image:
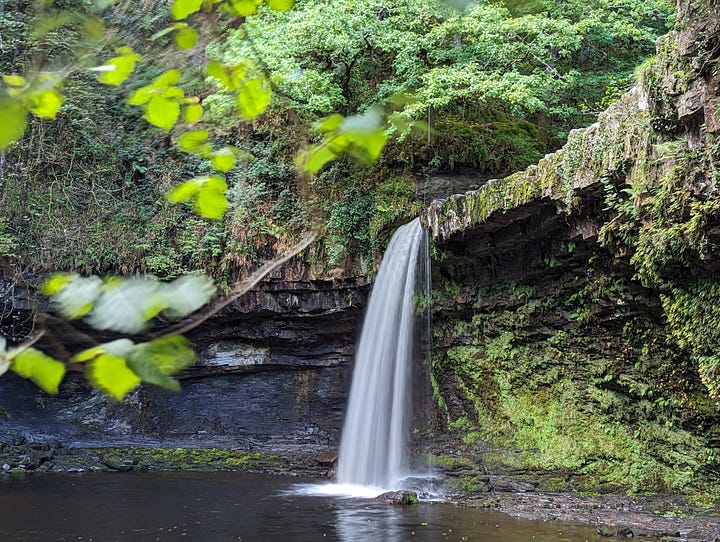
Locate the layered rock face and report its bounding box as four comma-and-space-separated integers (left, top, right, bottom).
423, 0, 720, 500
0, 275, 368, 462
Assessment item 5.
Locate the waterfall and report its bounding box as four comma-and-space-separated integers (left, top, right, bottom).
336, 218, 427, 489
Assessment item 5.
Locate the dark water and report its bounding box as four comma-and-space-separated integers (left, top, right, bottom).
0, 472, 602, 541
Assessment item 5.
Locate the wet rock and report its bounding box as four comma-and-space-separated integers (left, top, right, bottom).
375, 491, 419, 505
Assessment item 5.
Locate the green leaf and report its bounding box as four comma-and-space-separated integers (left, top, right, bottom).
302, 144, 337, 174
167, 178, 203, 203
30, 89, 64, 120
184, 104, 203, 123
178, 130, 209, 153
72, 339, 135, 363
86, 279, 169, 334
153, 70, 182, 88
125, 356, 181, 391
40, 272, 72, 295
151, 26, 177, 40
210, 147, 236, 172
175, 27, 198, 50
0, 99, 28, 150
131, 335, 196, 374
3, 75, 26, 87
195, 177, 228, 219
96, 54, 138, 86
207, 62, 230, 88
315, 114, 344, 134
11, 348, 66, 394
162, 276, 216, 319
225, 0, 261, 16
236, 77, 271, 119
128, 85, 155, 105
265, 0, 294, 11
88, 354, 141, 400
50, 275, 103, 319
171, 0, 203, 20
144, 96, 180, 131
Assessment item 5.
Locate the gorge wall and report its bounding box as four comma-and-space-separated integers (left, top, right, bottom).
422, 0, 720, 502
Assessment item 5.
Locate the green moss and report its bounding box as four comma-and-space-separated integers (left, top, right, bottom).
92, 447, 283, 472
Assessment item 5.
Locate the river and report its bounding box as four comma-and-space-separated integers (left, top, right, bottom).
0, 471, 603, 541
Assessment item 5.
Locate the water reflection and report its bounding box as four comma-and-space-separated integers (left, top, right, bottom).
0, 472, 602, 542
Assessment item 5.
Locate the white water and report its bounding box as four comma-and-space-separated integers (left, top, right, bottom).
335, 218, 427, 491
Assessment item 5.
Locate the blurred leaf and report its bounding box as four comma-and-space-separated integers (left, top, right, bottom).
10, 348, 66, 394
88, 354, 141, 400
178, 130, 209, 153
172, 0, 203, 20
315, 114, 343, 134
151, 25, 177, 40
266, 0, 294, 10
0, 99, 28, 150
302, 144, 336, 174
40, 272, 72, 295
167, 178, 203, 203
49, 275, 103, 319
195, 176, 228, 219
175, 27, 198, 50
184, 103, 203, 123
30, 89, 64, 120
3, 75, 26, 87
86, 279, 167, 334
125, 356, 180, 390
225, 0, 262, 16
236, 77, 271, 119
131, 335, 196, 374
162, 276, 216, 319
154, 70, 182, 88
0, 337, 6, 353
210, 147, 236, 171
96, 49, 140, 86
72, 338, 135, 363
144, 96, 180, 131
128, 85, 155, 105
207, 62, 231, 89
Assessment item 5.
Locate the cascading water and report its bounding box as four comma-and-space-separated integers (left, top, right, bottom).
336, 218, 427, 490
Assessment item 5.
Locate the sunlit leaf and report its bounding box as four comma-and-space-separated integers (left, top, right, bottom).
0, 99, 28, 150
96, 53, 138, 86
30, 89, 64, 120
10, 348, 66, 394
178, 130, 209, 153
184, 104, 203, 123
162, 276, 216, 319
128, 85, 155, 105
3, 75, 26, 87
171, 0, 203, 20
49, 275, 103, 319
225, 0, 261, 16
151, 26, 177, 40
302, 144, 336, 174
265, 0, 294, 11
162, 86, 185, 100
144, 96, 180, 131
315, 114, 344, 134
40, 272, 72, 295
236, 77, 271, 119
72, 339, 135, 363
210, 147, 236, 172
206, 62, 230, 88
86, 279, 168, 334
175, 27, 198, 50
153, 70, 182, 88
195, 177, 228, 219
167, 178, 203, 203
88, 354, 141, 400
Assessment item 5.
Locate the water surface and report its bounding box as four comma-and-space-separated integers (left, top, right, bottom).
0, 472, 602, 541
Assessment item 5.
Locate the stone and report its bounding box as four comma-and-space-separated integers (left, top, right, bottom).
375, 490, 419, 505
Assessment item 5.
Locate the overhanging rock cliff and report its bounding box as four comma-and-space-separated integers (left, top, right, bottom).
422, 0, 720, 500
